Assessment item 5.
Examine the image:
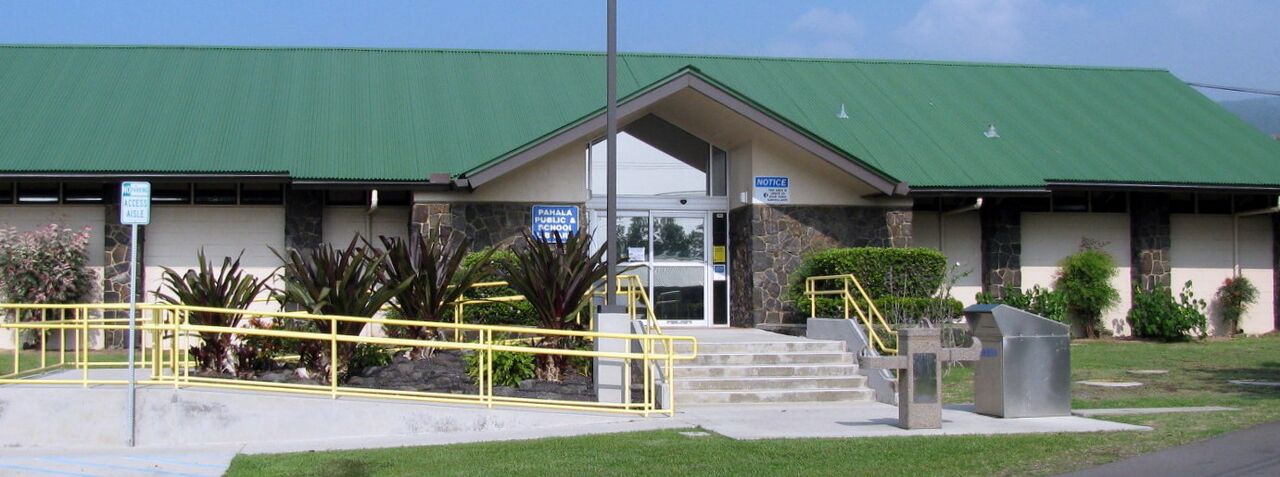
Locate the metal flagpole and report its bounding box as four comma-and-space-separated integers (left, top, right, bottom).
605, 0, 619, 305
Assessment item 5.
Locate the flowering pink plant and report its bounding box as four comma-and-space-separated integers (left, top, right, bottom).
0, 224, 97, 313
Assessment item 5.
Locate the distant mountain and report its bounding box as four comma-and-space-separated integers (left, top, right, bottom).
1219, 97, 1280, 137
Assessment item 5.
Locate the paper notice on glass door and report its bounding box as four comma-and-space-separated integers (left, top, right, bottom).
627, 247, 646, 261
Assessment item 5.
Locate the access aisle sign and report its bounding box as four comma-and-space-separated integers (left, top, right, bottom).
532, 205, 580, 242
120, 181, 151, 225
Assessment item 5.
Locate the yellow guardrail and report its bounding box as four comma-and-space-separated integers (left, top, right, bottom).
804, 274, 897, 355
0, 302, 697, 416
451, 274, 662, 340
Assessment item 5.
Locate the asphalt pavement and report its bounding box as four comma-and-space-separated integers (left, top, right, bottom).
1062, 420, 1280, 477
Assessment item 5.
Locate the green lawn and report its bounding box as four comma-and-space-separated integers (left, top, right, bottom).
0, 350, 130, 376
228, 335, 1280, 477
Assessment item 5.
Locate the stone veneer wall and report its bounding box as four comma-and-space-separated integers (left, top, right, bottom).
411, 202, 585, 250
729, 205, 912, 326
980, 199, 1022, 296
101, 201, 140, 349
1130, 193, 1172, 292
284, 188, 324, 253
1274, 213, 1280, 331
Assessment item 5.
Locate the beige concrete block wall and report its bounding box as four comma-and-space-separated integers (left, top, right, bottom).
0, 206, 106, 350
143, 206, 285, 310
415, 142, 589, 204
747, 135, 902, 207
1021, 213, 1133, 335
1171, 215, 1274, 336
912, 211, 983, 305
322, 206, 410, 248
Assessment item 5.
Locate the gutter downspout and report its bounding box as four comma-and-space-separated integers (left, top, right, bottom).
367, 189, 380, 243
1232, 197, 1280, 276
939, 198, 983, 255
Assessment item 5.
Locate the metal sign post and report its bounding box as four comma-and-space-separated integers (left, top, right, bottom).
119, 181, 150, 447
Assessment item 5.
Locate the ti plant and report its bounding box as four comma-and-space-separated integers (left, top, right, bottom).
378, 227, 494, 357
272, 237, 410, 383
157, 250, 273, 375
499, 230, 609, 382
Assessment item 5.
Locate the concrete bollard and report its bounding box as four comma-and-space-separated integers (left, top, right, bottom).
594, 309, 631, 404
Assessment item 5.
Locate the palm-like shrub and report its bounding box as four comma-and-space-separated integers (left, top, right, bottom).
378, 227, 493, 356
273, 237, 409, 383
499, 230, 608, 382
1215, 276, 1258, 335
1056, 247, 1119, 338
158, 250, 272, 375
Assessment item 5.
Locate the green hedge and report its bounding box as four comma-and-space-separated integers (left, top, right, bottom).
799, 295, 963, 323
448, 250, 538, 327
787, 247, 948, 302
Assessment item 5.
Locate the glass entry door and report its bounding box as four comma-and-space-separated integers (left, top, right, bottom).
607, 210, 711, 326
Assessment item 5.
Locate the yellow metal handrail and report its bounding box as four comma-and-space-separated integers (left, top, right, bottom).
0, 302, 697, 416
804, 274, 897, 355
450, 274, 661, 339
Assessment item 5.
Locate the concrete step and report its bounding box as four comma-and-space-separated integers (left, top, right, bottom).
662, 340, 846, 354
676, 388, 875, 404
687, 352, 854, 366
675, 375, 867, 391
673, 363, 859, 378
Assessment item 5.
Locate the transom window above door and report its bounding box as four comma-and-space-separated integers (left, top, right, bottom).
588, 114, 727, 197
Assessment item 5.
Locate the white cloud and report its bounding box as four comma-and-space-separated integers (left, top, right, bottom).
767, 7, 864, 58
791, 7, 865, 38
894, 0, 1089, 60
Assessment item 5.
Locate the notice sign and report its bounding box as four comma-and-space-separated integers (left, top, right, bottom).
120, 181, 151, 225
753, 176, 790, 204
531, 205, 580, 242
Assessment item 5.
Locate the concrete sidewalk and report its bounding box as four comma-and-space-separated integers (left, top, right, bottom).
1061, 421, 1280, 477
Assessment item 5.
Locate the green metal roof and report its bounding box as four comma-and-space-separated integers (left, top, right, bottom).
1, 45, 1277, 189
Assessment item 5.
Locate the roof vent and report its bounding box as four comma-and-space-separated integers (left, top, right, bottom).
984, 124, 1000, 139
836, 103, 849, 119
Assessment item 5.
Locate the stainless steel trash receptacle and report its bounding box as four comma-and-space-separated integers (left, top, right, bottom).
963, 304, 1071, 418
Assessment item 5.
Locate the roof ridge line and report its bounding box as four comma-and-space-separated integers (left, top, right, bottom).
0, 43, 1170, 72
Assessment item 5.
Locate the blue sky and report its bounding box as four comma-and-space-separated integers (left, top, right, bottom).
2, 0, 1277, 100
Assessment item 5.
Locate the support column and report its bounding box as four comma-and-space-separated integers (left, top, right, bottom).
409, 202, 453, 243
1130, 193, 1172, 293
103, 193, 142, 350
1273, 213, 1280, 331
729, 204, 913, 328
980, 199, 1021, 296
284, 188, 324, 253
886, 209, 914, 248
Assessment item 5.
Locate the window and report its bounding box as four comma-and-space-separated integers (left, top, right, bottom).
1089, 191, 1127, 213
194, 183, 237, 204
152, 182, 191, 204
17, 182, 59, 204
240, 183, 285, 204
588, 114, 727, 197
63, 183, 107, 204
1197, 193, 1232, 214
1051, 191, 1088, 212
0, 182, 13, 204
325, 190, 367, 206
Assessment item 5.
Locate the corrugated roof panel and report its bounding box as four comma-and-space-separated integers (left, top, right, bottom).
0, 45, 1277, 188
